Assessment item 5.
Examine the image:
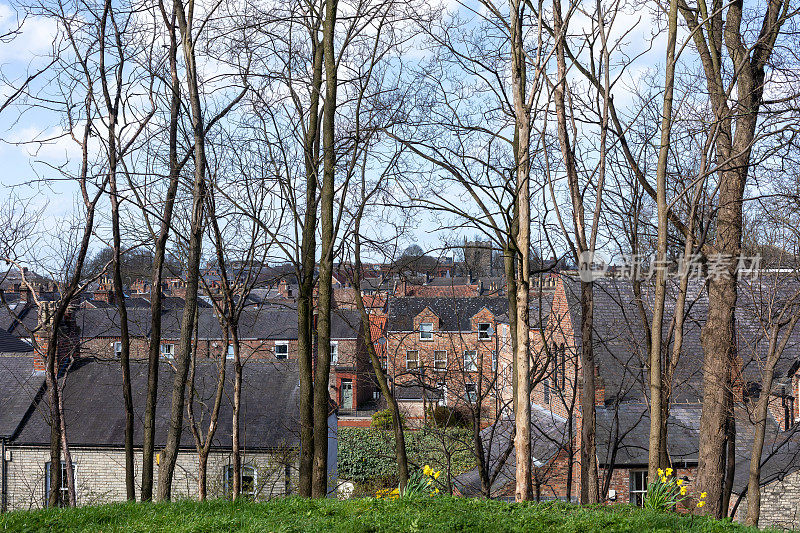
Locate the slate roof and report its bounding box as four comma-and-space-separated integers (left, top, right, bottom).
0, 302, 37, 338
0, 327, 33, 353
456, 405, 569, 497
74, 305, 361, 341
457, 401, 800, 498
11, 357, 301, 450
387, 297, 510, 332
0, 355, 43, 438
561, 275, 800, 404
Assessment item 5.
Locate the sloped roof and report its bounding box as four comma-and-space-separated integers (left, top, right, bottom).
0, 355, 44, 438
387, 297, 509, 332
74, 305, 362, 341
455, 405, 569, 497
11, 358, 301, 450
561, 275, 800, 404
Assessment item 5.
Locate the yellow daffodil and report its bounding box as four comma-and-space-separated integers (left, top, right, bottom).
423, 465, 433, 477
427, 480, 432, 486
676, 479, 683, 486
657, 468, 664, 477
665, 468, 673, 477
434, 470, 442, 480
700, 492, 707, 499
434, 488, 439, 493
697, 501, 705, 508
660, 477, 667, 483
680, 486, 687, 496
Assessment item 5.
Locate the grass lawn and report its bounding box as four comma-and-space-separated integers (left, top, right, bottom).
0, 497, 766, 532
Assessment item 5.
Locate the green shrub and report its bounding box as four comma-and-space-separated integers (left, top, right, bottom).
338, 427, 475, 484
372, 408, 404, 429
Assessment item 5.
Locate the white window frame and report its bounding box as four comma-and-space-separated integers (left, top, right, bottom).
45, 461, 76, 507
491, 350, 498, 371
114, 341, 122, 357
226, 344, 235, 360
434, 350, 447, 370
419, 322, 433, 341
629, 470, 648, 507
225, 464, 257, 499
478, 323, 492, 340
406, 350, 419, 370
465, 383, 477, 403
330, 341, 339, 364
274, 341, 289, 360
160, 343, 175, 359
463, 350, 478, 372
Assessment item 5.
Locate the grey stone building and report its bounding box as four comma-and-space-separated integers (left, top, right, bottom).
0, 330, 333, 510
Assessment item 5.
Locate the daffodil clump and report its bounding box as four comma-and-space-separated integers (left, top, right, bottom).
643, 468, 706, 512
375, 465, 442, 499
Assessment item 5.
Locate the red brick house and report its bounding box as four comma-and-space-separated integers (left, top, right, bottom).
456, 275, 800, 524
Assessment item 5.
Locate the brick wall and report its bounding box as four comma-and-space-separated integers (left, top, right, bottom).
386, 307, 510, 419
4, 446, 296, 509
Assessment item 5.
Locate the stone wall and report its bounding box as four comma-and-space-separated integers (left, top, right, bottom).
4, 446, 296, 510
734, 470, 800, 529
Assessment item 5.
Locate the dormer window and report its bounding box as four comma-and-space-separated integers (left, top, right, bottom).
419, 322, 433, 341
478, 323, 492, 340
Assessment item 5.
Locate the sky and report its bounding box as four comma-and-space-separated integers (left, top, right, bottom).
0, 0, 705, 268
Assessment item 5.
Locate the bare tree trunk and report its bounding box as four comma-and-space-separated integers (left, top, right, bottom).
350, 219, 408, 489
57, 371, 76, 506
231, 330, 243, 499
311, 0, 339, 497
578, 281, 599, 503
142, 1, 181, 502
509, 0, 532, 501
677, 0, 788, 515
647, 0, 679, 480
297, 13, 324, 498
156, 0, 208, 498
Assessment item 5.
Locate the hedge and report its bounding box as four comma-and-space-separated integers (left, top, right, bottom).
338, 427, 476, 484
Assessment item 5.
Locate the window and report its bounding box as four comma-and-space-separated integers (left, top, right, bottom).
438, 382, 448, 406
629, 470, 648, 507
419, 322, 433, 340
275, 342, 288, 360
551, 343, 559, 386
114, 341, 122, 357
478, 323, 492, 340
491, 350, 498, 371
160, 343, 175, 359
406, 350, 419, 370
226, 344, 235, 360
45, 461, 75, 507
434, 350, 447, 370
464, 350, 477, 372
330, 341, 339, 364
559, 343, 567, 389
465, 383, 477, 403
543, 380, 550, 404
224, 465, 257, 499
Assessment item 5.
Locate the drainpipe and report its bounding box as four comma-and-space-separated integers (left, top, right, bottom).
1, 437, 7, 513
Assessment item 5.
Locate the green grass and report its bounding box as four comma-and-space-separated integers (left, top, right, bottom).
0, 497, 765, 532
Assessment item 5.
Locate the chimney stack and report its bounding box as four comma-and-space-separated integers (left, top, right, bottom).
33, 301, 80, 374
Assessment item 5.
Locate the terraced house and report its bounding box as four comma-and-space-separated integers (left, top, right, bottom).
0, 319, 337, 510
457, 276, 800, 529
